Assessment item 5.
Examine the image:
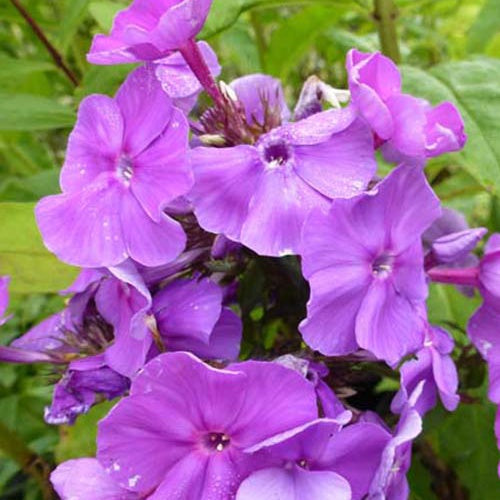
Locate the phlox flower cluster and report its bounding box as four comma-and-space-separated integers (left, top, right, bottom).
2, 0, 499, 498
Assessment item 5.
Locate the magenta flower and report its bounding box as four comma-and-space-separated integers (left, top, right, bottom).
87, 0, 213, 65
97, 352, 318, 498
190, 76, 376, 256
392, 324, 459, 416
275, 355, 348, 419
369, 408, 422, 499
300, 165, 441, 365
46, 366, 129, 425
36, 66, 192, 268
151, 277, 242, 360
237, 419, 391, 500
346, 49, 467, 162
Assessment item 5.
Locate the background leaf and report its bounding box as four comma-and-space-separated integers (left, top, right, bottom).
0, 94, 75, 131
402, 59, 500, 193
0, 203, 78, 294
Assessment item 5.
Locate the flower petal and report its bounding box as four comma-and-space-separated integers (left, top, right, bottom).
116, 65, 174, 157
131, 107, 192, 221
293, 118, 376, 199
241, 167, 330, 256
119, 192, 186, 266
190, 145, 263, 242
36, 177, 127, 268
356, 279, 425, 365
60, 96, 123, 193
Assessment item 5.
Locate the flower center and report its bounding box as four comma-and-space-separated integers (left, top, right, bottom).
116, 155, 134, 184
372, 253, 395, 278
263, 140, 292, 168
203, 432, 231, 453
297, 459, 309, 469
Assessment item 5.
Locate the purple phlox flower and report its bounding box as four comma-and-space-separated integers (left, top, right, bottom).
275, 354, 350, 419
190, 75, 377, 256
87, 0, 213, 65
293, 75, 350, 122
36, 65, 192, 268
369, 407, 423, 500
97, 351, 318, 498
300, 165, 441, 366
346, 49, 467, 162
0, 264, 153, 422
392, 323, 459, 417
151, 276, 242, 360
238, 417, 391, 500
45, 364, 130, 425
51, 458, 139, 500
211, 235, 243, 260
155, 41, 221, 113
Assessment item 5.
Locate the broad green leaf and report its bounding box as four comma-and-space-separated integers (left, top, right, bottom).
77, 64, 134, 98
402, 59, 500, 193
0, 94, 75, 131
0, 170, 60, 202
0, 203, 78, 294
89, 0, 125, 31
427, 283, 481, 341
57, 0, 91, 52
424, 396, 500, 499
467, 0, 500, 53
264, 5, 347, 79
0, 56, 54, 87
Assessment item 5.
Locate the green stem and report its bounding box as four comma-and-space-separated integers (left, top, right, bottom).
0, 421, 55, 500
250, 10, 267, 71
373, 0, 401, 63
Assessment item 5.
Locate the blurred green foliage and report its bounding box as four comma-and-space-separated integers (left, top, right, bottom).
0, 0, 499, 498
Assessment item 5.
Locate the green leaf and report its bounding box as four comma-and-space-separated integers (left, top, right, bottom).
0, 94, 75, 131
264, 5, 346, 79
0, 56, 54, 87
424, 396, 500, 500
57, 0, 91, 52
467, 0, 500, 54
402, 59, 500, 193
0, 170, 60, 202
89, 0, 124, 31
0, 203, 78, 294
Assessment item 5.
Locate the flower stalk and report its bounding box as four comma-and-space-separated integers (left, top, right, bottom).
373, 0, 401, 63
179, 38, 225, 108
0, 421, 55, 500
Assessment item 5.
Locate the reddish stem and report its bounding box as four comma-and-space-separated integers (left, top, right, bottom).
427, 267, 480, 287
9, 0, 79, 87
179, 38, 224, 108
